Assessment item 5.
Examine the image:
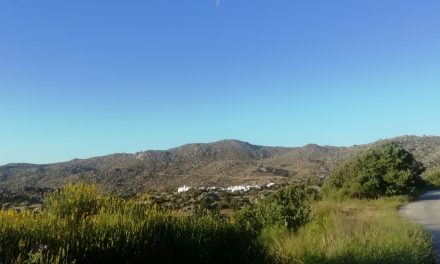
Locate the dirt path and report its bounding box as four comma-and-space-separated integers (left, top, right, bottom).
400, 190, 440, 262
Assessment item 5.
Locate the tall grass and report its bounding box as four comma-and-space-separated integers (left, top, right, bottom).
0, 183, 271, 264
1, 183, 436, 264
269, 196, 435, 264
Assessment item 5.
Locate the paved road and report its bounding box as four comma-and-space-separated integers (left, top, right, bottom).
400, 190, 440, 262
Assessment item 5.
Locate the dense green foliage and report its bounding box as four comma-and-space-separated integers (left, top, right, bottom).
0, 183, 271, 264
322, 142, 425, 198
233, 185, 313, 231
422, 169, 440, 187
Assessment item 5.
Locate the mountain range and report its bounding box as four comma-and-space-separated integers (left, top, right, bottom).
1, 135, 440, 196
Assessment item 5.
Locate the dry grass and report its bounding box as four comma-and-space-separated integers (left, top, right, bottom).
269, 196, 435, 264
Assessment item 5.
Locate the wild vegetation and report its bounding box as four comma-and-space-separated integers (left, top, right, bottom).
270, 197, 435, 264
0, 183, 273, 264
1, 140, 438, 263
1, 183, 435, 263
137, 185, 282, 214
422, 169, 440, 187
233, 185, 316, 232
322, 142, 425, 199
265, 143, 435, 263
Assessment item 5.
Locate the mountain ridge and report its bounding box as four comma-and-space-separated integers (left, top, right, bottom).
1, 136, 440, 196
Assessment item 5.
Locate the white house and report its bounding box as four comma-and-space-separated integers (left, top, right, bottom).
177, 185, 191, 193
266, 182, 276, 188
227, 185, 260, 192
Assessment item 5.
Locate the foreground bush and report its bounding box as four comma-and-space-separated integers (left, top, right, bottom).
43, 182, 104, 223
323, 142, 425, 199
0, 183, 271, 264
234, 185, 312, 231
271, 197, 435, 264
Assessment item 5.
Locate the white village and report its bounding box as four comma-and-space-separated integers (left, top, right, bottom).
177, 182, 277, 193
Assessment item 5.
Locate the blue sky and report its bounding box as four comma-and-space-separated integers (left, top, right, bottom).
1, 0, 439, 165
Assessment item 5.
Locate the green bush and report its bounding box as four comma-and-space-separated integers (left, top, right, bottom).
422, 169, 440, 187
234, 185, 312, 231
43, 182, 104, 223
323, 142, 425, 199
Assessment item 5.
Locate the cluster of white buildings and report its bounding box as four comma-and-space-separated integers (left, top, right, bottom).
177, 182, 277, 193
177, 185, 191, 193
226, 185, 260, 192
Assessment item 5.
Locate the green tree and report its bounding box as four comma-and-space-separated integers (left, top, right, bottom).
323, 142, 425, 199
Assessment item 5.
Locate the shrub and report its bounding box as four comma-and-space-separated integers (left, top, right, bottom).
422, 169, 440, 187
43, 182, 104, 223
234, 185, 312, 231
323, 142, 425, 199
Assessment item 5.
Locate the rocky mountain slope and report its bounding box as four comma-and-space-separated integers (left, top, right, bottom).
1, 136, 440, 196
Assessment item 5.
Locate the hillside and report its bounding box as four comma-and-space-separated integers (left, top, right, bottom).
1, 136, 440, 196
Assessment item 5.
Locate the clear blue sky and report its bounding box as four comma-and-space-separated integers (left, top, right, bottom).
1, 0, 439, 165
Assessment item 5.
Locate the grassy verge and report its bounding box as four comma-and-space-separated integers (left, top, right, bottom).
1, 182, 436, 264
268, 196, 435, 264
